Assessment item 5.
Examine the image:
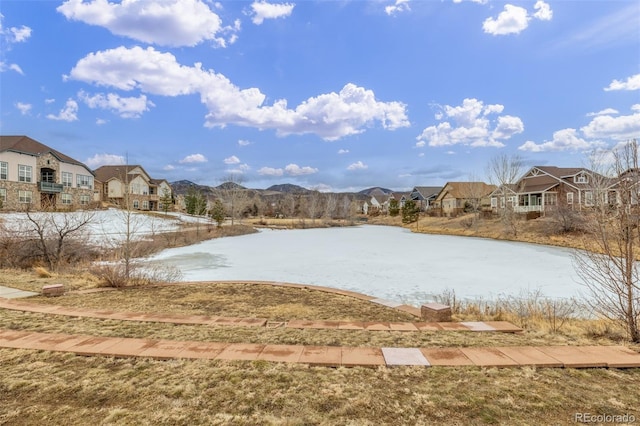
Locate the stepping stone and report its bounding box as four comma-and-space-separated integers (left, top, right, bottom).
460, 347, 520, 367
0, 329, 33, 345
420, 348, 474, 366
236, 318, 268, 327
382, 348, 430, 366
398, 305, 422, 317
569, 346, 640, 369
364, 322, 391, 331
414, 322, 443, 331
0, 332, 46, 349
535, 346, 608, 368
67, 336, 126, 356
341, 347, 385, 367
98, 338, 159, 357
286, 320, 340, 329
138, 339, 191, 360
298, 346, 342, 366
257, 345, 304, 363
483, 321, 523, 333
495, 346, 563, 367
215, 343, 266, 361
211, 317, 243, 326
437, 322, 470, 331
461, 322, 496, 332
338, 321, 365, 330
389, 322, 418, 332
179, 342, 229, 359
370, 298, 403, 308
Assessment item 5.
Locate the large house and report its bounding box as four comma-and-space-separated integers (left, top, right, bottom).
93, 165, 172, 211
0, 135, 95, 210
410, 186, 442, 211
432, 182, 496, 216
489, 166, 615, 214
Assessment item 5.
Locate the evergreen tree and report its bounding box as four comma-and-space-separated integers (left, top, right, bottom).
388, 198, 400, 216
210, 199, 225, 228
401, 199, 419, 223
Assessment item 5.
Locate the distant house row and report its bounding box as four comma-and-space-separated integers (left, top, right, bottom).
364, 166, 632, 217
0, 135, 171, 211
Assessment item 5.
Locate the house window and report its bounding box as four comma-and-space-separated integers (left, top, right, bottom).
61, 193, 72, 205
142, 200, 149, 210
80, 195, 90, 205
567, 193, 574, 204
77, 174, 93, 189
18, 165, 32, 183
133, 200, 139, 209
491, 197, 497, 208
0, 188, 6, 203
0, 162, 7, 180
19, 190, 32, 204
574, 174, 588, 184
62, 172, 73, 188
584, 191, 593, 206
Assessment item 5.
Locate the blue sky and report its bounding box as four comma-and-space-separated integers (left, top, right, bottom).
1, 0, 638, 191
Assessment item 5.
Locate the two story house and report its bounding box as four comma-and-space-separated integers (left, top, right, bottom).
93, 165, 172, 211
0, 135, 95, 210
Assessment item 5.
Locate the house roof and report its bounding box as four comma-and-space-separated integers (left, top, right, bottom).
519, 166, 614, 192
411, 186, 442, 199
0, 135, 92, 172
93, 165, 150, 183
435, 182, 496, 201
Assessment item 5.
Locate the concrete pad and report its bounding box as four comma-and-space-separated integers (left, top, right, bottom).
535, 346, 607, 368
370, 298, 403, 308
483, 321, 523, 333
397, 305, 422, 317
460, 347, 520, 367
420, 348, 474, 366
286, 320, 340, 329
437, 322, 471, 331
495, 346, 564, 367
338, 321, 365, 330
98, 338, 159, 357
138, 339, 190, 360
363, 322, 391, 331
298, 346, 342, 366
257, 345, 304, 363
341, 347, 385, 367
414, 322, 443, 331
235, 318, 268, 327
0, 286, 38, 299
461, 322, 497, 332
389, 322, 418, 332
179, 342, 229, 359
215, 343, 266, 361
573, 346, 640, 369
382, 348, 430, 366
67, 336, 125, 356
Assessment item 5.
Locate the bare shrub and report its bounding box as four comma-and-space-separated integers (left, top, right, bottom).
499, 289, 583, 333
33, 266, 52, 278
91, 262, 182, 288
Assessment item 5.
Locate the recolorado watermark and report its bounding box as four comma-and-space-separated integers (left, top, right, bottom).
574, 413, 636, 424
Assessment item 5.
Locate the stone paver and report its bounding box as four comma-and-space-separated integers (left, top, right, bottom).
138, 340, 190, 360
461, 322, 497, 332
370, 298, 403, 308
298, 346, 342, 366
363, 322, 391, 331
389, 322, 418, 331
382, 348, 430, 366
495, 346, 564, 368
337, 321, 365, 330
216, 343, 266, 361
258, 345, 304, 363
535, 346, 609, 368
420, 348, 474, 366
460, 347, 521, 367
179, 342, 228, 359
286, 320, 340, 329
341, 347, 385, 367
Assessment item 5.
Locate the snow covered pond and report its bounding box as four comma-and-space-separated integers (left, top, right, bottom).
145, 225, 584, 306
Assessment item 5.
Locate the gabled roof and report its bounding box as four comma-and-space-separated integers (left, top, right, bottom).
435, 182, 496, 201
389, 192, 410, 201
411, 186, 442, 199
93, 165, 151, 183
0, 135, 92, 172
518, 166, 613, 192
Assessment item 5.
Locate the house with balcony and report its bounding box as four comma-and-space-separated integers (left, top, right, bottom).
93, 165, 172, 211
489, 166, 616, 214
0, 135, 95, 210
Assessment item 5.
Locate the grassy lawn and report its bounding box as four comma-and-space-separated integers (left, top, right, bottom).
1, 274, 640, 424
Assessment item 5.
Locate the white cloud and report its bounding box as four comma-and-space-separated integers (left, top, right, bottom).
46, 99, 78, 121
347, 161, 368, 171
483, 1, 552, 36
0, 62, 24, 74
179, 153, 208, 164
163, 164, 176, 171
15, 102, 31, 115
338, 149, 349, 154
518, 128, 599, 152
632, 104, 640, 112
258, 166, 283, 176
453, 0, 487, 4
416, 98, 524, 148
68, 46, 409, 140
45, 98, 55, 104
223, 155, 240, 164
227, 163, 250, 174
0, 15, 31, 74
313, 183, 333, 192
285, 163, 318, 175
96, 118, 107, 125
238, 139, 251, 146
604, 73, 640, 91
385, 0, 410, 16
56, 0, 234, 48
85, 153, 126, 168
78, 90, 154, 118
587, 108, 619, 117
250, 1, 295, 25
581, 109, 640, 141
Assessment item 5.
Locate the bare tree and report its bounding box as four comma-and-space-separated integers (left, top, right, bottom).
217, 174, 248, 225
306, 189, 321, 223
486, 153, 524, 236
459, 175, 487, 230
573, 140, 640, 342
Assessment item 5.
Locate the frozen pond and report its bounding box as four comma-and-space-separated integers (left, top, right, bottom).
146, 225, 585, 307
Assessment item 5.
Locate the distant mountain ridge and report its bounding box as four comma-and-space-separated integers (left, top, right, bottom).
266, 183, 311, 194
358, 186, 395, 196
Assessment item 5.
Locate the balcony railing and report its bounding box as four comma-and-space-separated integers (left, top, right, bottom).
39, 181, 64, 193
513, 205, 543, 213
